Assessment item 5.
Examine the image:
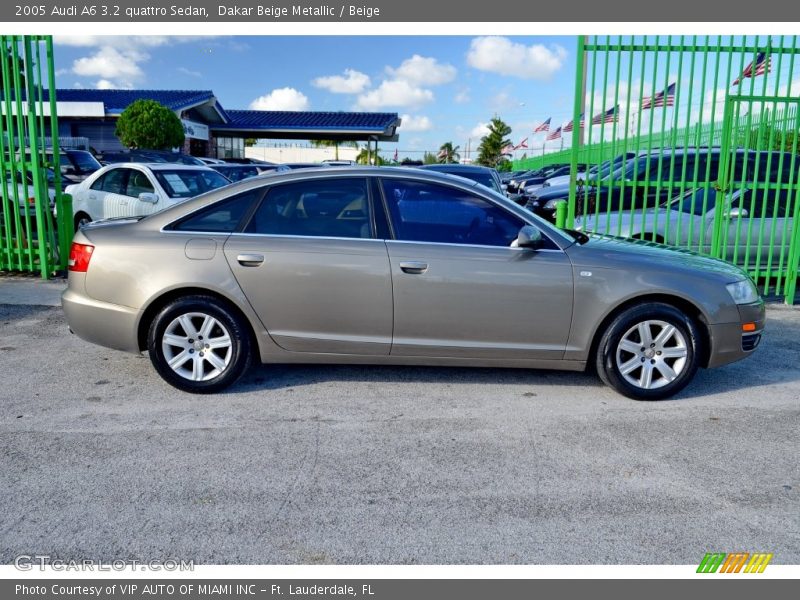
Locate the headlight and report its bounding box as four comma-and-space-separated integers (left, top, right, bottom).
726, 279, 760, 305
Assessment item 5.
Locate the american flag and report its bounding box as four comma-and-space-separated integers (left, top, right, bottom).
437, 148, 447, 159
546, 126, 562, 141
733, 52, 771, 86
533, 118, 551, 133
514, 137, 529, 150
501, 143, 515, 155
563, 113, 584, 133
393, 148, 398, 161
591, 105, 619, 125
641, 83, 676, 110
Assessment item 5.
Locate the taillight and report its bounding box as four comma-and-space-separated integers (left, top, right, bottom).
68, 243, 94, 272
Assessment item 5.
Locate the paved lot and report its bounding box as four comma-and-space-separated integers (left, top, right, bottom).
1, 280, 798, 564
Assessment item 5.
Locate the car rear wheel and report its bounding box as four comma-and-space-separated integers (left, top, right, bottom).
147, 295, 251, 393
595, 302, 701, 400
74, 212, 91, 232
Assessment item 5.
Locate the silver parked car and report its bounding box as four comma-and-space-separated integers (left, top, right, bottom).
62, 167, 764, 399
575, 186, 795, 263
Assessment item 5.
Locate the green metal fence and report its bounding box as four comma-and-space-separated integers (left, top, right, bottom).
519, 35, 800, 304
1, 35, 71, 278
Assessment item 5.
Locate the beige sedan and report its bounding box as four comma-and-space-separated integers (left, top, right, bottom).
63, 168, 764, 400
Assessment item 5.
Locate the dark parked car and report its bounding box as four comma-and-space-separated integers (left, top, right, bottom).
210, 164, 286, 182
526, 148, 762, 223
52, 150, 102, 181
221, 157, 276, 165
99, 150, 206, 166
418, 164, 503, 194
507, 164, 578, 199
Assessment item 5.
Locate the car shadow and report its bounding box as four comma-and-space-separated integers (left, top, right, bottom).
233, 363, 605, 394
228, 315, 800, 401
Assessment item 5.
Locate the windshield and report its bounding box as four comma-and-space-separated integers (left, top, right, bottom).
153, 170, 230, 199
66, 151, 102, 172
667, 187, 717, 216
464, 172, 501, 193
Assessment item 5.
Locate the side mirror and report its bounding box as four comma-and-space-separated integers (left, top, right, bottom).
139, 192, 158, 204
726, 207, 749, 218
517, 225, 543, 250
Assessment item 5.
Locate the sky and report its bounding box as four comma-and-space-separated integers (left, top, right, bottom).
51, 35, 798, 161
51, 35, 578, 160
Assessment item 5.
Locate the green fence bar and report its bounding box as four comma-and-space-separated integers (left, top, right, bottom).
517, 35, 800, 304
0, 35, 67, 278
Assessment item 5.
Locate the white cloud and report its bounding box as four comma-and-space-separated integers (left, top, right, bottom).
487, 91, 522, 112
178, 67, 202, 78
399, 114, 433, 132
454, 88, 471, 104
356, 80, 434, 110
249, 87, 310, 111
387, 55, 456, 86
95, 79, 122, 90
467, 36, 567, 80
470, 122, 491, 138
72, 47, 144, 86
58, 36, 215, 89
312, 69, 371, 94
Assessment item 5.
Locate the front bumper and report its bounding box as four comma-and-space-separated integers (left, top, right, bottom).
62, 288, 142, 353
706, 301, 766, 368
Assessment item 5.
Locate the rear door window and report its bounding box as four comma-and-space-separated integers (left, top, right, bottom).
245, 178, 372, 239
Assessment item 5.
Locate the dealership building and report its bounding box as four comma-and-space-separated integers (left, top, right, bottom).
45, 89, 401, 159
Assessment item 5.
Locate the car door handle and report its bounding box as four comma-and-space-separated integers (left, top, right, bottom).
236, 253, 265, 267
399, 261, 428, 274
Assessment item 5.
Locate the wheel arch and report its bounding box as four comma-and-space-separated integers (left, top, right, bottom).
137, 287, 259, 354
587, 293, 712, 371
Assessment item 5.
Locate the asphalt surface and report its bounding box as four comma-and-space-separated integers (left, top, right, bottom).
1, 291, 798, 564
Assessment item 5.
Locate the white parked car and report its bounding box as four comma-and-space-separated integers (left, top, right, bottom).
575, 186, 795, 263
66, 163, 230, 230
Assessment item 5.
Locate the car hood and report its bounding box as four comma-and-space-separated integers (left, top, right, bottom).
575, 233, 748, 281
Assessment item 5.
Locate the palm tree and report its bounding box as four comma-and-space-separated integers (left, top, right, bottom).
310, 139, 358, 161
355, 145, 385, 165
437, 142, 461, 164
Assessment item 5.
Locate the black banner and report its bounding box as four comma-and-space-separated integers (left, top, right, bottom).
4, 579, 800, 600
5, 0, 800, 22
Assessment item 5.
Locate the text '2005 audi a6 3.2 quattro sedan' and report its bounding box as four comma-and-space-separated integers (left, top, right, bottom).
62, 167, 765, 400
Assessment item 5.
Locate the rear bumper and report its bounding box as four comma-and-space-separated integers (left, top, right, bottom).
62, 288, 141, 353
706, 301, 766, 368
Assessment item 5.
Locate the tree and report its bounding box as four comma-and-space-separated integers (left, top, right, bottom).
422, 151, 439, 164
115, 99, 185, 150
355, 146, 386, 165
740, 123, 800, 154
476, 117, 512, 170
437, 142, 461, 164
311, 139, 358, 160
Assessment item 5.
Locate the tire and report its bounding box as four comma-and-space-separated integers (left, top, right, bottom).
147, 295, 252, 394
74, 212, 91, 232
595, 302, 701, 400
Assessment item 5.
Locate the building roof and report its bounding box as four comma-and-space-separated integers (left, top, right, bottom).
51, 89, 224, 116
215, 110, 401, 142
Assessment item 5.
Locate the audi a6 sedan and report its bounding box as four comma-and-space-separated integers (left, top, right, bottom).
62, 168, 765, 399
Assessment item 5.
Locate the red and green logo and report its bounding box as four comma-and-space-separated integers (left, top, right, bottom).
697, 552, 773, 573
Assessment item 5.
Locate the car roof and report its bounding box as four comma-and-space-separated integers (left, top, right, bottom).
102, 162, 216, 171
420, 164, 494, 173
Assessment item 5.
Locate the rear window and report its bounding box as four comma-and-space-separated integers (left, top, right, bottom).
153, 169, 230, 199
170, 190, 258, 232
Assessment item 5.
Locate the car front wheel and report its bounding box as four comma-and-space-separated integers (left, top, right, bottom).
147, 295, 251, 393
595, 302, 701, 400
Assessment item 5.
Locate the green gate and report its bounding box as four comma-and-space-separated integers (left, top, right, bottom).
532, 35, 800, 304
715, 95, 800, 303
1, 35, 71, 278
